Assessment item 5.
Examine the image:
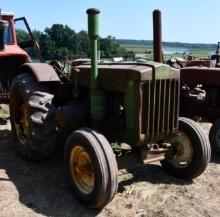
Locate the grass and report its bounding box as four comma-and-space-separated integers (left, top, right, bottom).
121, 43, 215, 60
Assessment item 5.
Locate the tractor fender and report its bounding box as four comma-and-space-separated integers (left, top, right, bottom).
19, 63, 60, 82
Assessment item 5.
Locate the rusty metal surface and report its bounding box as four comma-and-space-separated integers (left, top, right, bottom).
20, 63, 60, 82
74, 62, 179, 92
180, 42, 220, 121
181, 67, 220, 87
141, 78, 180, 143
180, 65, 220, 122
72, 58, 90, 67
74, 61, 180, 145
153, 10, 163, 63
186, 60, 210, 67
117, 148, 166, 169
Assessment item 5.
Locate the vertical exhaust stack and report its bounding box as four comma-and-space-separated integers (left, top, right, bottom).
87, 8, 106, 127
0, 19, 8, 51
153, 10, 163, 63
215, 42, 220, 68
86, 8, 100, 89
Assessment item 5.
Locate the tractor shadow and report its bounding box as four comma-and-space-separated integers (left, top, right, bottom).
211, 153, 220, 164
118, 163, 192, 193
0, 129, 99, 217
0, 125, 192, 216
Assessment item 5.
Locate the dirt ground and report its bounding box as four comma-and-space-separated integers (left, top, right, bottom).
0, 104, 220, 217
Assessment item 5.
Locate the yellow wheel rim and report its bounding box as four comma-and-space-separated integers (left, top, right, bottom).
15, 102, 29, 144
20, 103, 29, 138
167, 132, 193, 169
70, 146, 95, 194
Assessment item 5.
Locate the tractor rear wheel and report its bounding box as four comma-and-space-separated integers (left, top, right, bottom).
64, 128, 118, 209
10, 73, 57, 160
161, 117, 211, 179
209, 119, 220, 155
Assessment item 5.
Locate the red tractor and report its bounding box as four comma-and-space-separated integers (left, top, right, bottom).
153, 10, 220, 156
0, 11, 54, 104
180, 43, 220, 155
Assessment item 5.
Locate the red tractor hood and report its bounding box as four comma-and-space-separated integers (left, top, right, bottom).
0, 44, 29, 62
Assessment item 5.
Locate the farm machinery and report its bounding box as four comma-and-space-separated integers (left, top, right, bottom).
180, 42, 220, 155
0, 11, 42, 103
151, 9, 220, 156
181, 43, 220, 68
3, 9, 210, 208
166, 43, 220, 69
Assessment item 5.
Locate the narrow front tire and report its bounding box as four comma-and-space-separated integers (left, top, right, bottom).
64, 128, 118, 209
161, 117, 211, 179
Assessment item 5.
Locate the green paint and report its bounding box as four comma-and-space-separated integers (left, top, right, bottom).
87, 9, 100, 89
155, 65, 171, 79
90, 39, 98, 89
87, 9, 106, 122
125, 80, 135, 129
87, 11, 99, 38
91, 93, 106, 120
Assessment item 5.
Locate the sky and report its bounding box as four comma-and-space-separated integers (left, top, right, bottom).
1, 1, 220, 44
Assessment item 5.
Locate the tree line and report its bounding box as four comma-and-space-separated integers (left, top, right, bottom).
17, 24, 135, 61
117, 39, 217, 49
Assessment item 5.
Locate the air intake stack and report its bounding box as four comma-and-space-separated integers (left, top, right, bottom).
153, 10, 163, 63
87, 8, 106, 127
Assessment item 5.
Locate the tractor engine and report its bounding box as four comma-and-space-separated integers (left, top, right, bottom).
61, 62, 181, 146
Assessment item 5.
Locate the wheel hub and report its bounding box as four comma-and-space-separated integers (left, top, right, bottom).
167, 132, 193, 169
70, 146, 95, 194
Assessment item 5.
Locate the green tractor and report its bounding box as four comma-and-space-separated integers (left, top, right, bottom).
9, 9, 210, 208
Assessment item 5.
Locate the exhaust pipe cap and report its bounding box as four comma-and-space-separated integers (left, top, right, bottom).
86, 8, 100, 15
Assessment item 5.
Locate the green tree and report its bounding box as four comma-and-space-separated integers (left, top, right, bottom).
29, 24, 132, 61
100, 36, 129, 58
16, 29, 30, 42
74, 30, 90, 58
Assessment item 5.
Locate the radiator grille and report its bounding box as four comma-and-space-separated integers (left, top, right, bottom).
142, 78, 179, 142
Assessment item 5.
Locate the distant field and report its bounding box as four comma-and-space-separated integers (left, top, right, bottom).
120, 43, 215, 60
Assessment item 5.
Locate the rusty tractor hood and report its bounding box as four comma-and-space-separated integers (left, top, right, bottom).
181, 66, 220, 87
73, 61, 179, 92
0, 44, 29, 62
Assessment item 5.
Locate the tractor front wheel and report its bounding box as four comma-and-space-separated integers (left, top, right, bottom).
161, 117, 211, 179
64, 128, 118, 209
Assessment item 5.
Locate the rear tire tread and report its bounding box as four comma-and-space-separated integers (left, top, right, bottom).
10, 73, 57, 160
